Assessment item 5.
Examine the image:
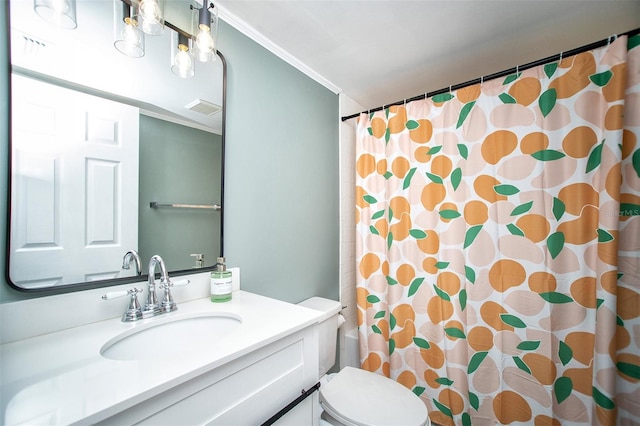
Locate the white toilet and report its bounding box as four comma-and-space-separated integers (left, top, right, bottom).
298, 297, 430, 426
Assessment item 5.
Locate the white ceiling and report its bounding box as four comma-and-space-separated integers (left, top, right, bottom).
215, 0, 640, 114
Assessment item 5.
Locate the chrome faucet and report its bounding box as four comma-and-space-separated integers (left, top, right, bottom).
103, 255, 190, 322
122, 250, 142, 275
144, 254, 168, 315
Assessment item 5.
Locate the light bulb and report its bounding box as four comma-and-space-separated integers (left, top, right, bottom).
137, 0, 163, 35
140, 0, 161, 22
195, 28, 214, 61
172, 46, 194, 79
115, 18, 144, 58
123, 22, 141, 44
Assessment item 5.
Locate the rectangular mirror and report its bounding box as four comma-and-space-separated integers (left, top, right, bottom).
6, 0, 225, 291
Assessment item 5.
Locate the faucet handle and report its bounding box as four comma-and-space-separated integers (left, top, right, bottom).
102, 289, 129, 300
157, 278, 189, 313
158, 278, 190, 291
171, 278, 190, 287
102, 288, 144, 322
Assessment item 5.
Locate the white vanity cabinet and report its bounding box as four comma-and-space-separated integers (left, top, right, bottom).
0, 291, 323, 426
96, 326, 319, 426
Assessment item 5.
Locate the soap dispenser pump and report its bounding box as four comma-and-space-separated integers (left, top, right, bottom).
190, 253, 204, 268
210, 257, 232, 302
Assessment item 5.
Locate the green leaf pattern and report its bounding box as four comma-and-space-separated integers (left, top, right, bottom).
500, 314, 527, 328
413, 337, 431, 349
434, 284, 451, 301
408, 278, 425, 296
590, 70, 613, 86
539, 88, 557, 117
586, 140, 604, 173
468, 352, 489, 374
531, 149, 566, 161
457, 144, 469, 160
507, 223, 525, 236
494, 184, 520, 196
547, 231, 565, 259
552, 197, 566, 221
503, 72, 521, 84
426, 172, 444, 184
555, 377, 573, 404
464, 225, 483, 248
403, 167, 417, 189
510, 201, 533, 216
513, 356, 531, 374
499, 93, 517, 104
451, 168, 462, 191
457, 101, 476, 128
544, 62, 558, 78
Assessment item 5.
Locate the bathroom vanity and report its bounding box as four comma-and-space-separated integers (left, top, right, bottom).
0, 290, 322, 425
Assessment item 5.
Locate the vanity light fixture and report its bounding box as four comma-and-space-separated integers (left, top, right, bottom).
171, 32, 195, 79
114, 1, 145, 58
33, 0, 77, 29
192, 2, 218, 63
133, 0, 165, 36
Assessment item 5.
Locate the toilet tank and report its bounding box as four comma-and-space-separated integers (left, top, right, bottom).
297, 297, 342, 377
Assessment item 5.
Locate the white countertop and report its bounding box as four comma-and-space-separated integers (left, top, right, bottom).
0, 291, 324, 425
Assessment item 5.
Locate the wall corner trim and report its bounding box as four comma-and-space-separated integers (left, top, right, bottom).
217, 5, 342, 95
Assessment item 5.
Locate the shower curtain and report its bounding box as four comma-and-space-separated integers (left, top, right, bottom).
355, 35, 639, 425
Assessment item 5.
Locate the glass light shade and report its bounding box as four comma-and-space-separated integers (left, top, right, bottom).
192, 3, 218, 62
115, 18, 145, 58
133, 0, 164, 36
33, 0, 77, 29
114, 2, 145, 58
171, 33, 195, 79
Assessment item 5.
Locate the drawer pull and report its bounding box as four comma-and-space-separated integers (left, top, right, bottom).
261, 382, 321, 426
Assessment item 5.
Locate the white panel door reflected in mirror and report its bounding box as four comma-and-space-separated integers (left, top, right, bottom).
11, 74, 140, 287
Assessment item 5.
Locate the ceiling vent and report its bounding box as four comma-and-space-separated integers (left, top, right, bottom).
184, 98, 221, 116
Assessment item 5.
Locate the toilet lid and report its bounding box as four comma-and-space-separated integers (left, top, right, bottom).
319, 367, 428, 426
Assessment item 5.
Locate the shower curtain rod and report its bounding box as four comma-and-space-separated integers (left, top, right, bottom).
341, 27, 640, 122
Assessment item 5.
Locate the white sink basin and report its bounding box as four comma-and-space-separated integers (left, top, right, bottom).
100, 312, 242, 361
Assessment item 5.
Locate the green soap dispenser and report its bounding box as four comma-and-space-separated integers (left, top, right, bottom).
211, 257, 232, 302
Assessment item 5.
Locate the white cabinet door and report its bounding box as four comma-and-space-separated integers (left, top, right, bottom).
10, 74, 139, 288
95, 327, 319, 426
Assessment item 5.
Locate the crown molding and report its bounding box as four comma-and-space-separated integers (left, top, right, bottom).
216, 4, 342, 95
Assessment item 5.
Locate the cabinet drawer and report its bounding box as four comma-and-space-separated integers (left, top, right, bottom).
137, 340, 305, 425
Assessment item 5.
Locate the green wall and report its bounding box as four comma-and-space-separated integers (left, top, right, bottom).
138, 115, 222, 271
217, 22, 340, 303
0, 14, 339, 303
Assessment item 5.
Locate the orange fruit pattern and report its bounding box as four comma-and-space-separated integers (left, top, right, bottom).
355, 36, 640, 425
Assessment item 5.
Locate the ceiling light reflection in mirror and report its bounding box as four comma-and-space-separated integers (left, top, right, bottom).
11, 0, 223, 134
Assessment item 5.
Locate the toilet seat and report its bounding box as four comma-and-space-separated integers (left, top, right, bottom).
319, 367, 429, 426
